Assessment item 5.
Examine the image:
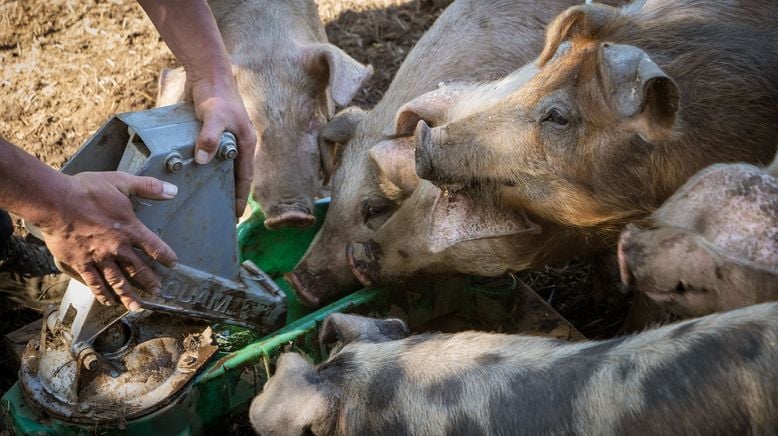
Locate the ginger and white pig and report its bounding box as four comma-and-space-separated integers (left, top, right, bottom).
250, 307, 778, 435
617, 155, 778, 318
156, 0, 372, 229
349, 0, 778, 286
287, 0, 625, 307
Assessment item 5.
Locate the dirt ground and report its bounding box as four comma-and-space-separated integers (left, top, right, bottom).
0, 0, 629, 431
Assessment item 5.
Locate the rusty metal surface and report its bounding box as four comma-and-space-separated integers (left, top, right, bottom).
19, 311, 217, 424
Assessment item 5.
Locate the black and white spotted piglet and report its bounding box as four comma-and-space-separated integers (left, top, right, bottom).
250, 304, 778, 436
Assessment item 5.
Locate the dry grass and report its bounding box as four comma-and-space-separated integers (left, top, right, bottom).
1, 0, 175, 167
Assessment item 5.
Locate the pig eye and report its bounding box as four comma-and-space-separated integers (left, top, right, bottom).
361, 199, 395, 228
364, 204, 390, 220
541, 108, 569, 128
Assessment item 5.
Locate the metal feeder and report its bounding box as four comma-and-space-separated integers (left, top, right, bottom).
17, 104, 286, 423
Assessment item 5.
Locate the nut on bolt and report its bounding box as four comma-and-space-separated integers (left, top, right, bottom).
73, 342, 99, 371
218, 132, 238, 161
165, 152, 184, 173
82, 353, 99, 371
77, 347, 99, 371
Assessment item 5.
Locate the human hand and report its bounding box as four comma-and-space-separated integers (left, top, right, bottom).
190, 76, 257, 217
137, 0, 256, 217
36, 172, 178, 311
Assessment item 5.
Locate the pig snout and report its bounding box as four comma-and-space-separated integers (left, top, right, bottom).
263, 205, 316, 230
415, 120, 436, 180
286, 262, 361, 308
346, 241, 383, 288
415, 121, 460, 187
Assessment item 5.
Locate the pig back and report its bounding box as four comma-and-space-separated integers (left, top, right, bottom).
331, 302, 778, 435
611, 2, 778, 203
207, 0, 327, 52
653, 163, 778, 267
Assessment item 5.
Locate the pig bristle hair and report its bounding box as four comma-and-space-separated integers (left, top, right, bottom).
307, 303, 778, 435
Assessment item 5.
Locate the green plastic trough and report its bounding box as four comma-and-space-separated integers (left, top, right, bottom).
1, 199, 520, 435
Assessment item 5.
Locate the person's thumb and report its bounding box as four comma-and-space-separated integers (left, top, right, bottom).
195, 117, 225, 165
121, 174, 178, 200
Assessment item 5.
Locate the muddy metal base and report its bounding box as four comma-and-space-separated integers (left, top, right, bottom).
2, 199, 582, 435
19, 310, 217, 424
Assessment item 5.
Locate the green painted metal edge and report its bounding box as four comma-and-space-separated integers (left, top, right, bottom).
204, 287, 383, 379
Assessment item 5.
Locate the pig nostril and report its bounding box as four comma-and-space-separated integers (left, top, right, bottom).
284, 271, 303, 293
346, 241, 380, 288
415, 142, 434, 179
675, 282, 687, 293
346, 242, 358, 264
415, 120, 431, 143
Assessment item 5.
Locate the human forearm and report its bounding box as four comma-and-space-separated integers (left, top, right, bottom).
0, 136, 179, 310
137, 0, 256, 214
136, 0, 231, 82
0, 136, 72, 227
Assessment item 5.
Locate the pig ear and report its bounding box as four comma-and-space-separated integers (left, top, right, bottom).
156, 67, 190, 107
319, 313, 409, 346
320, 107, 365, 183
428, 191, 542, 253
538, 4, 622, 66
304, 44, 373, 107
368, 137, 419, 199
599, 43, 680, 142
386, 84, 469, 138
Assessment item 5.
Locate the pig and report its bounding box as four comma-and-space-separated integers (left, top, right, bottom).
287, 0, 626, 307
347, 181, 592, 287
350, 0, 778, 286
617, 156, 778, 318
346, 64, 590, 286
156, 0, 372, 229
250, 307, 778, 435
